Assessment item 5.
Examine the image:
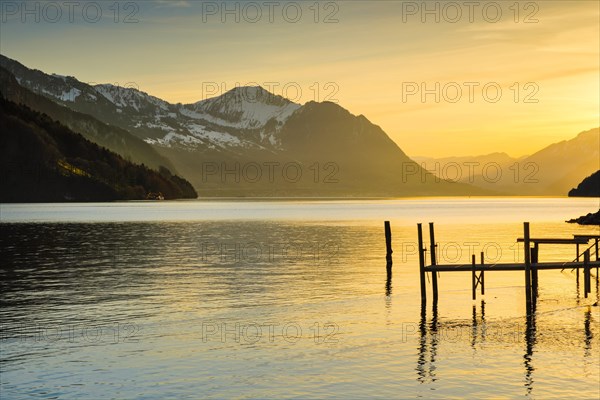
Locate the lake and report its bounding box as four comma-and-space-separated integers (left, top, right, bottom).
1, 198, 599, 399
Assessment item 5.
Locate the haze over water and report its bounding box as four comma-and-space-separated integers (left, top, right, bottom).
1, 198, 598, 399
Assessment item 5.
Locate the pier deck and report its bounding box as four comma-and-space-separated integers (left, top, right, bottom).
428, 260, 600, 272
407, 221, 600, 309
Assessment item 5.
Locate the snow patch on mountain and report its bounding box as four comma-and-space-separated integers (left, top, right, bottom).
94, 84, 170, 112
187, 86, 301, 129
59, 88, 81, 102
145, 124, 246, 150
188, 124, 243, 146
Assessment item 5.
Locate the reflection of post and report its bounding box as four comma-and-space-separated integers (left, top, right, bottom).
416, 302, 439, 384
523, 310, 537, 397
480, 300, 486, 343
481, 300, 486, 321
385, 269, 392, 298
471, 304, 477, 348
429, 302, 438, 381
417, 302, 427, 384
471, 300, 486, 348
584, 307, 592, 359
576, 270, 581, 304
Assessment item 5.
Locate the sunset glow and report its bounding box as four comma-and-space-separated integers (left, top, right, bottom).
2, 0, 598, 157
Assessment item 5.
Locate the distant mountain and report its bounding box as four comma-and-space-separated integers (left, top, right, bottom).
1, 54, 486, 196
412, 130, 599, 195
413, 152, 522, 171
412, 152, 521, 186
0, 97, 197, 202
568, 170, 600, 197
523, 128, 599, 195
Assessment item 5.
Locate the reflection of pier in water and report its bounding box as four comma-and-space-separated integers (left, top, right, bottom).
413, 301, 596, 396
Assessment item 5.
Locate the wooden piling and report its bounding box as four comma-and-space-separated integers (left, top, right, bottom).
523, 222, 532, 310
531, 244, 539, 299
584, 250, 590, 298
480, 252, 485, 295
576, 241, 580, 279
417, 223, 427, 304
595, 239, 599, 279
429, 223, 438, 303
384, 221, 393, 269
471, 254, 476, 300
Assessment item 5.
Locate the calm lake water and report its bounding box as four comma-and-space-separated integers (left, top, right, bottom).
1, 198, 599, 399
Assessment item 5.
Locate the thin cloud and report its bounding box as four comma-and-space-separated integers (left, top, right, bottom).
153, 0, 192, 8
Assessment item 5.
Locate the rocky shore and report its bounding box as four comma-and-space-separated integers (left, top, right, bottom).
566, 209, 600, 225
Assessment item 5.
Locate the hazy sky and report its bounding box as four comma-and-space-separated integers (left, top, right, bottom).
1, 0, 598, 157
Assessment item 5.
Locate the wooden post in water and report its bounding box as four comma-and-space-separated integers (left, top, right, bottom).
596, 238, 599, 285
480, 251, 485, 296
576, 242, 580, 279
429, 222, 438, 303
531, 244, 539, 299
595, 239, 599, 281
471, 254, 477, 300
417, 223, 427, 304
384, 221, 393, 270
584, 250, 590, 298
523, 222, 532, 310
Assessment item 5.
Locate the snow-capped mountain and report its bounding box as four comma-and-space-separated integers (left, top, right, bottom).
0, 67, 178, 172
0, 54, 303, 152
0, 54, 492, 196
189, 86, 300, 129
94, 83, 172, 113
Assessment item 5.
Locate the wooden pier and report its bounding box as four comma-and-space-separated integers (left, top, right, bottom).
409, 222, 600, 310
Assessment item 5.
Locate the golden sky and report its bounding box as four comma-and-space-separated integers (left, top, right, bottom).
1, 0, 598, 157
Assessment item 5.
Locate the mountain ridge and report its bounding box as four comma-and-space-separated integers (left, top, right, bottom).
3, 53, 593, 197
0, 66, 178, 173
0, 96, 197, 202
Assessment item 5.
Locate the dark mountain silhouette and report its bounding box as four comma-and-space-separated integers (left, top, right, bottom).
0, 96, 197, 202
0, 66, 176, 172
568, 170, 600, 197
566, 209, 600, 225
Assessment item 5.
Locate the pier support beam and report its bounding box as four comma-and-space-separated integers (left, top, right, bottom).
384, 221, 393, 271
531, 244, 538, 299
471, 253, 485, 300
523, 222, 532, 312
417, 223, 427, 304
584, 250, 591, 298
429, 222, 438, 304
480, 252, 485, 296
576, 242, 580, 281
471, 254, 477, 300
